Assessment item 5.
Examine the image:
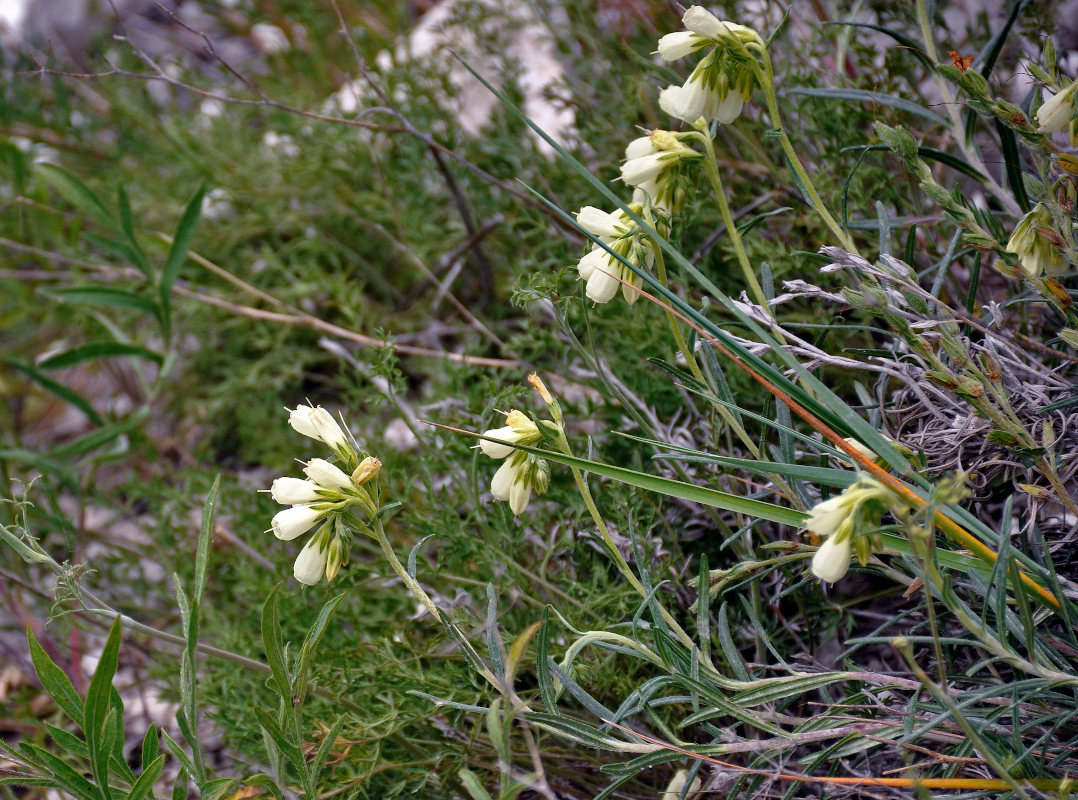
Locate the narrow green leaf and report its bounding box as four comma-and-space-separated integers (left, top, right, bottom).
37, 342, 163, 370
44, 722, 88, 757
6, 359, 104, 426
17, 743, 98, 799
160, 732, 197, 779
127, 754, 166, 800
117, 185, 152, 279
158, 183, 206, 336
524, 712, 649, 752
27, 628, 85, 724
293, 592, 346, 701
242, 775, 284, 800
470, 432, 806, 527
36, 163, 115, 229
790, 88, 947, 124
261, 586, 291, 698
140, 723, 158, 772
48, 411, 147, 460
194, 475, 220, 605
84, 617, 123, 799
716, 603, 749, 681
311, 716, 346, 786
458, 768, 494, 800
484, 584, 504, 678
536, 608, 558, 713
972, 0, 1028, 76
995, 119, 1030, 212
255, 709, 305, 773
44, 286, 159, 317
171, 768, 189, 800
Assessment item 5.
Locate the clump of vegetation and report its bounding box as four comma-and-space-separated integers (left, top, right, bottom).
2, 1, 1078, 798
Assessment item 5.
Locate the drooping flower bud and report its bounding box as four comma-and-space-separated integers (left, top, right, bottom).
811, 534, 853, 583
293, 534, 328, 585
1037, 79, 1078, 134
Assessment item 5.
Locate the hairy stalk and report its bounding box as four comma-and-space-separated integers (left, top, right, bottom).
895, 638, 1035, 800
551, 426, 697, 651
913, 0, 1022, 217
750, 51, 860, 254
693, 127, 771, 311
653, 243, 708, 387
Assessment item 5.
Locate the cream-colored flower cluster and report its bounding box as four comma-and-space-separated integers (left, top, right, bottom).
804, 475, 897, 583
571, 7, 765, 306
268, 404, 381, 585
1005, 203, 1068, 278
479, 409, 556, 515
656, 6, 763, 126
573, 204, 658, 304
621, 129, 701, 213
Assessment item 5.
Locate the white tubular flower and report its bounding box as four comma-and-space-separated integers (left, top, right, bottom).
481, 409, 553, 516
480, 428, 520, 459
659, 82, 710, 125
804, 494, 849, 538
293, 535, 328, 585
656, 7, 762, 126
625, 135, 658, 160
480, 410, 541, 459
1006, 203, 1065, 278
715, 90, 744, 124
657, 30, 708, 61
620, 152, 668, 186
304, 458, 354, 490
1037, 80, 1078, 134
509, 480, 531, 515
681, 5, 726, 39
576, 247, 610, 281
576, 206, 629, 238
586, 264, 622, 304
288, 404, 350, 451
270, 477, 322, 505
271, 504, 325, 541
811, 534, 853, 583
490, 458, 522, 502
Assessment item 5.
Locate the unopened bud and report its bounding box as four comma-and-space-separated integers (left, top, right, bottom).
978, 352, 1001, 380
1042, 278, 1072, 309
351, 456, 382, 485
1018, 483, 1050, 500
1058, 328, 1078, 349
528, 373, 554, 404
1058, 154, 1078, 176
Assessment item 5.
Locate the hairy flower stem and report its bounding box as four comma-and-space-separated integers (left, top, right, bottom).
694, 127, 772, 312
653, 244, 708, 387
895, 638, 1036, 800
913, 0, 1022, 218
652, 240, 800, 510
553, 428, 697, 652
370, 517, 502, 689
750, 54, 861, 254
